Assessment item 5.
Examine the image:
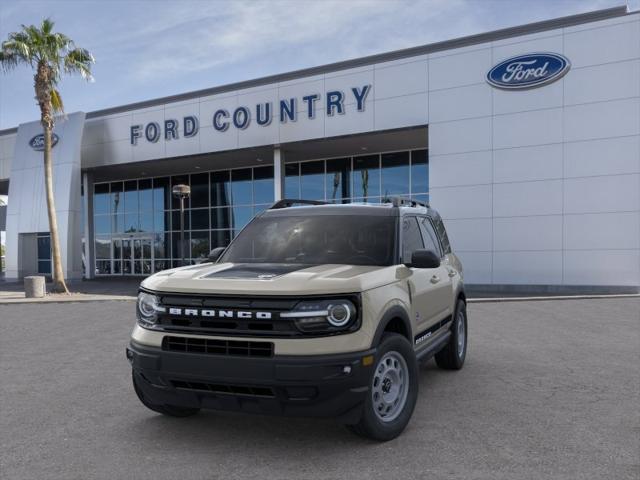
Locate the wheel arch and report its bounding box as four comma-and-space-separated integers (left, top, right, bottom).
371, 306, 412, 347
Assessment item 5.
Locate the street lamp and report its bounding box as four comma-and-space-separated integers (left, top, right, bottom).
172, 184, 191, 266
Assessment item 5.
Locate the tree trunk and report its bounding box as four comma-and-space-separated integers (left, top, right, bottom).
43, 123, 68, 293
36, 63, 69, 294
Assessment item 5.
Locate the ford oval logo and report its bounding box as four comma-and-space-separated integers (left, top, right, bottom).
29, 133, 59, 151
487, 53, 570, 90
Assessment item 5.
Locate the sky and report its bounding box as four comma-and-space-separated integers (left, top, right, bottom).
0, 0, 637, 130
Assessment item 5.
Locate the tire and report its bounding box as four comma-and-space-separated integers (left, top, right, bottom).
435, 299, 467, 370
132, 371, 200, 417
346, 333, 418, 441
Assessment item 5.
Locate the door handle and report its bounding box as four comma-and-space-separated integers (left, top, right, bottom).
448, 269, 457, 278
430, 275, 440, 284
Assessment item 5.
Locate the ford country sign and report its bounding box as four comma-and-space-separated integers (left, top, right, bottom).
29, 133, 59, 151
487, 53, 570, 90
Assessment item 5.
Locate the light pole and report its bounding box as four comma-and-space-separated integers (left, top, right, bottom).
172, 184, 191, 267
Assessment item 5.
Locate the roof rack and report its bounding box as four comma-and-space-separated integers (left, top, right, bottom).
270, 199, 328, 209
382, 196, 430, 208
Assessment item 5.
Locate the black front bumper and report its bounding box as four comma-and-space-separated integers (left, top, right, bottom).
127, 340, 375, 423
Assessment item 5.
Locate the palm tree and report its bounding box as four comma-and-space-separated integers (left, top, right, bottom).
0, 19, 94, 292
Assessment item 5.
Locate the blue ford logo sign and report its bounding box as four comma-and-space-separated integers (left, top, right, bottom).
29, 133, 59, 151
487, 53, 570, 90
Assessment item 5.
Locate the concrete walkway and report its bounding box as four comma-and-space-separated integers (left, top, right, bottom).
0, 277, 139, 303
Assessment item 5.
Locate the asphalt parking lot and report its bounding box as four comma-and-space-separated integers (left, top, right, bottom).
1, 297, 638, 480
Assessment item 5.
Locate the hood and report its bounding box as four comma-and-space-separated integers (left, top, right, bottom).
141, 262, 400, 295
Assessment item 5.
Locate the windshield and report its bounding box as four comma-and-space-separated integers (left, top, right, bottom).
220, 214, 397, 266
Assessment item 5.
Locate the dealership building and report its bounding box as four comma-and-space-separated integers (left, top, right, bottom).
0, 6, 638, 292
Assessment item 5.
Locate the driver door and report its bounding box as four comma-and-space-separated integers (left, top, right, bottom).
402, 217, 451, 334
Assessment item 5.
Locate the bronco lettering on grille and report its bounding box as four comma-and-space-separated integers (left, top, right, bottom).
167, 307, 272, 320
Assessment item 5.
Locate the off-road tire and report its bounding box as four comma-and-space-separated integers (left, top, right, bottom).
132, 371, 200, 417
346, 333, 418, 441
435, 299, 467, 370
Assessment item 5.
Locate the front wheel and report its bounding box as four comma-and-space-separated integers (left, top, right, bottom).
435, 299, 467, 370
346, 333, 418, 441
132, 371, 200, 417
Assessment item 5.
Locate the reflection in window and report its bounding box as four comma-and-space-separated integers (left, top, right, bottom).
190, 208, 209, 230
381, 151, 410, 197
190, 173, 209, 208
411, 150, 428, 195
211, 230, 231, 249
138, 179, 153, 212
94, 183, 110, 214
211, 207, 231, 230
284, 163, 300, 198
326, 158, 350, 203
211, 171, 230, 208
253, 166, 274, 204
231, 169, 252, 205
190, 231, 210, 260
353, 155, 380, 201
301, 161, 324, 200
153, 177, 170, 211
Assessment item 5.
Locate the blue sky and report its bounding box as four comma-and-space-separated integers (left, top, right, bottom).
0, 0, 634, 130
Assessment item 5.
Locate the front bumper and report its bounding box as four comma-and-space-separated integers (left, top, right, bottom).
127, 340, 375, 423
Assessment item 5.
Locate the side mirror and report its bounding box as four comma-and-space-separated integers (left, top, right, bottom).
207, 247, 226, 263
406, 249, 440, 269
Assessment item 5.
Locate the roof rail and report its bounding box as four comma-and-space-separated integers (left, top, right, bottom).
382, 196, 430, 208
270, 199, 328, 209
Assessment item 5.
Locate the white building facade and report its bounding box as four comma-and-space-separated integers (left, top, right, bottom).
0, 6, 638, 292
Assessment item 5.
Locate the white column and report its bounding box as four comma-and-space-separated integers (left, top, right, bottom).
273, 146, 285, 201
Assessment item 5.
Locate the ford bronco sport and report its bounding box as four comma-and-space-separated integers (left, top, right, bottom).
127, 197, 467, 441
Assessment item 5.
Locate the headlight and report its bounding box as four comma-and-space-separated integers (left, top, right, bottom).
136, 292, 164, 327
281, 298, 358, 334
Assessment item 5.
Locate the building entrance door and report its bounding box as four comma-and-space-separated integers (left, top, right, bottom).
114, 236, 153, 275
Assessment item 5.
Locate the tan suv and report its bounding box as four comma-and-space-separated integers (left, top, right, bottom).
127, 197, 467, 441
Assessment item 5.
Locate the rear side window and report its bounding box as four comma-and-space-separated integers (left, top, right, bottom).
419, 217, 442, 257
431, 214, 451, 254
402, 217, 424, 263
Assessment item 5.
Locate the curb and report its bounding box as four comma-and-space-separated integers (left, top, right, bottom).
467, 293, 640, 303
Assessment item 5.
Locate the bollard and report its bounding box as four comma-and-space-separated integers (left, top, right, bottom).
24, 276, 46, 298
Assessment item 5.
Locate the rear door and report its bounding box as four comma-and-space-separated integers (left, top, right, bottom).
401, 216, 450, 334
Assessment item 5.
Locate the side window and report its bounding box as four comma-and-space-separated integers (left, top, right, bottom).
419, 217, 442, 257
402, 217, 424, 263
431, 215, 451, 254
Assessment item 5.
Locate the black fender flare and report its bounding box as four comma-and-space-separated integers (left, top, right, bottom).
371, 305, 412, 348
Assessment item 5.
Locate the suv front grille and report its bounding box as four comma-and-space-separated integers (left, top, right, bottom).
162, 336, 274, 357
171, 380, 275, 397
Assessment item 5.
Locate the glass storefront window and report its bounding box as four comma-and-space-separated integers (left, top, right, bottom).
94, 183, 110, 215
381, 151, 410, 197
253, 166, 274, 204
153, 177, 170, 210
190, 231, 210, 260
190, 208, 209, 230
231, 169, 252, 205
353, 155, 380, 201
411, 149, 428, 195
138, 179, 153, 212
211, 207, 231, 230
92, 148, 427, 275
211, 171, 230, 208
190, 173, 209, 208
301, 161, 325, 200
284, 163, 300, 198
326, 158, 350, 203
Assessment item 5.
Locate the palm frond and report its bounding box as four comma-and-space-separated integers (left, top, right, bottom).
64, 47, 94, 81
50, 88, 64, 114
